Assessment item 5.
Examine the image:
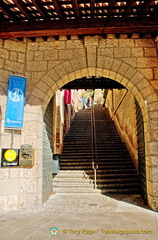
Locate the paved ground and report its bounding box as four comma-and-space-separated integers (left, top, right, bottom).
0, 193, 158, 240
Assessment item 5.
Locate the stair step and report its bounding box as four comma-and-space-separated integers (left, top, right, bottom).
52, 170, 97, 193
86, 173, 139, 179
53, 183, 94, 188
62, 148, 128, 151
54, 170, 86, 177
97, 183, 138, 189
60, 157, 132, 160
96, 178, 139, 183
61, 152, 130, 156
60, 158, 132, 162
57, 105, 140, 195
53, 188, 101, 193
101, 188, 140, 194
60, 162, 134, 166
53, 178, 91, 183
60, 165, 137, 170
60, 162, 135, 166
60, 166, 137, 170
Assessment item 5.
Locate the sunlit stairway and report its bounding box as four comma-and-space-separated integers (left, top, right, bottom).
53, 108, 101, 193
53, 104, 140, 194
53, 170, 101, 193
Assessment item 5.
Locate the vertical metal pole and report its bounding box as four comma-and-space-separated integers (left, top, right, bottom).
94, 168, 96, 189
92, 161, 97, 189
11, 129, 14, 149
92, 161, 94, 169
91, 102, 98, 190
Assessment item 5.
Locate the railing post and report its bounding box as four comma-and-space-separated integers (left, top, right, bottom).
94, 168, 97, 189
91, 104, 98, 189
92, 161, 97, 189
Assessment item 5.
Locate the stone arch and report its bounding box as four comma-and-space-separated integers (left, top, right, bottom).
28, 60, 157, 156
27, 57, 158, 209
28, 57, 157, 111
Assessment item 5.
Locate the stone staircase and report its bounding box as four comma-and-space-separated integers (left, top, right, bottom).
53, 170, 101, 193
53, 104, 140, 195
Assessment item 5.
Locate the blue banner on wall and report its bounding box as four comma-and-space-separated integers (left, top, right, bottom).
5, 75, 27, 128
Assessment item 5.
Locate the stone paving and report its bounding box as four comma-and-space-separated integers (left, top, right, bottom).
0, 193, 158, 240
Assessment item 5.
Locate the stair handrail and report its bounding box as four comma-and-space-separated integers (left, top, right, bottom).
91, 104, 98, 189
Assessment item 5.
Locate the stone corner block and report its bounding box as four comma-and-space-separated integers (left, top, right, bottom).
84, 35, 99, 46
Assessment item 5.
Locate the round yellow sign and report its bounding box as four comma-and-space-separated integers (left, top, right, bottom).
4, 149, 17, 162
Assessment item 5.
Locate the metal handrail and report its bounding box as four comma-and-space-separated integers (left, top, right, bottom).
91, 104, 98, 189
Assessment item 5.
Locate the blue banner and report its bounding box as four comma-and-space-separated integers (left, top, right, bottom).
5, 75, 27, 128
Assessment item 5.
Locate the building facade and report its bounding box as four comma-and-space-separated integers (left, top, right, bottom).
0, 34, 158, 210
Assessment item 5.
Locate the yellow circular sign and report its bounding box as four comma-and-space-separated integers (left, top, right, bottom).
4, 149, 17, 162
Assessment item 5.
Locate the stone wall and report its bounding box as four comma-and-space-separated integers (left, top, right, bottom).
0, 34, 158, 210
106, 89, 138, 169
64, 104, 75, 136
0, 39, 27, 210
42, 98, 53, 203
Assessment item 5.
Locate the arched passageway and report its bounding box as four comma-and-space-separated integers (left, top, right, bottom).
0, 36, 157, 210
39, 67, 153, 208
49, 76, 147, 204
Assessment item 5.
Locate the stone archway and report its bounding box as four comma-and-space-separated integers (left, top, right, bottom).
0, 35, 157, 210
27, 59, 158, 210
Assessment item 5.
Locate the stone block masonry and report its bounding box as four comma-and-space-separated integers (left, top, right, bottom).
42, 98, 53, 203
0, 34, 157, 210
